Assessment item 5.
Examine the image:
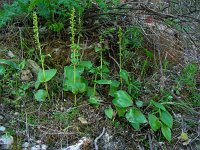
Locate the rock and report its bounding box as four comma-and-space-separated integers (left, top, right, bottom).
27, 59, 41, 77
0, 126, 6, 132
61, 137, 91, 150
7, 51, 15, 58
20, 69, 33, 81
0, 134, 14, 149
30, 144, 47, 150
78, 117, 89, 125
99, 131, 126, 150
22, 142, 29, 148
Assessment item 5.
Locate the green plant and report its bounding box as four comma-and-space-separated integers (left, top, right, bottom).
53, 108, 79, 126
63, 8, 93, 106
179, 63, 198, 92
103, 26, 147, 131
148, 100, 173, 141
33, 12, 57, 102
0, 59, 32, 107
124, 26, 144, 49
140, 48, 153, 77
88, 66, 111, 105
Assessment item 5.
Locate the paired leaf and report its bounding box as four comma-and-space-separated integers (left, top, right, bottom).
160, 110, 173, 128
125, 108, 147, 124
116, 107, 126, 117
161, 124, 171, 142
79, 61, 93, 70
34, 89, 48, 102
64, 81, 87, 94
148, 114, 161, 131
120, 69, 129, 84
88, 96, 101, 105
104, 107, 113, 119
131, 123, 140, 130
109, 80, 120, 96
63, 66, 87, 94
37, 69, 57, 82
112, 90, 133, 108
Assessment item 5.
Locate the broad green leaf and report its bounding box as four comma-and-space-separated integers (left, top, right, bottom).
160, 110, 173, 128
0, 65, 5, 75
37, 69, 57, 82
148, 114, 161, 131
116, 107, 126, 117
63, 80, 87, 94
34, 89, 47, 102
88, 96, 101, 105
151, 100, 166, 111
96, 80, 112, 85
131, 122, 140, 130
79, 61, 93, 70
0, 59, 19, 70
63, 65, 87, 94
161, 124, 171, 142
35, 81, 40, 89
104, 107, 113, 119
101, 65, 110, 73
86, 86, 94, 97
109, 80, 120, 96
64, 66, 83, 82
120, 69, 129, 84
125, 108, 147, 124
112, 90, 133, 108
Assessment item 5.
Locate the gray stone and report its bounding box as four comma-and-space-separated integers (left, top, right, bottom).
0, 134, 14, 149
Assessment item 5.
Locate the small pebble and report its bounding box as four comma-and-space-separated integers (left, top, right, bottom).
0, 134, 14, 149
0, 115, 3, 120
22, 142, 29, 148
0, 126, 6, 132
78, 117, 88, 125
31, 144, 47, 150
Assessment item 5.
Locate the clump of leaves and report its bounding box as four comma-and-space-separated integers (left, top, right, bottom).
148, 100, 173, 141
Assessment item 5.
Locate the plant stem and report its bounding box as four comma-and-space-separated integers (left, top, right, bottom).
93, 74, 97, 96
100, 51, 103, 79
99, 35, 103, 79
118, 27, 123, 89
70, 8, 77, 106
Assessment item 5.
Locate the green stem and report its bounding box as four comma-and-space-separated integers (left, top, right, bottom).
118, 27, 123, 89
93, 74, 97, 96
74, 94, 77, 106
100, 51, 103, 79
